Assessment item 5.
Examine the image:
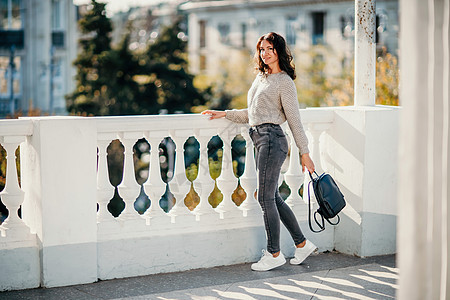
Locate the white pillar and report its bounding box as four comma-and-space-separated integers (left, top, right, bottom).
354, 0, 376, 106
192, 130, 217, 220
398, 0, 450, 299
117, 133, 142, 221
20, 117, 98, 288
238, 128, 259, 216
96, 134, 115, 223
167, 131, 192, 220
283, 130, 304, 209
215, 130, 239, 218
143, 132, 169, 221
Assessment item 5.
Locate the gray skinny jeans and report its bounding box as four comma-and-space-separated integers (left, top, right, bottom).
249, 123, 306, 254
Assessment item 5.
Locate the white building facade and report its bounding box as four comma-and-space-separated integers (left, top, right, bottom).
0, 0, 78, 116
180, 0, 398, 76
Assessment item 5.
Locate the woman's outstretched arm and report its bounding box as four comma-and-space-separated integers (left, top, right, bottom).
201, 110, 226, 120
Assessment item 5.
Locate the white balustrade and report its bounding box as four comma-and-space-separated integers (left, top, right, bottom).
0, 136, 28, 237
97, 134, 116, 223
215, 131, 239, 218
192, 129, 217, 220
238, 128, 259, 216
143, 131, 169, 223
117, 132, 143, 221
167, 130, 193, 221
1, 110, 355, 291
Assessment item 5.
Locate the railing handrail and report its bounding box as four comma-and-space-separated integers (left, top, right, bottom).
95, 109, 335, 134
0, 119, 33, 137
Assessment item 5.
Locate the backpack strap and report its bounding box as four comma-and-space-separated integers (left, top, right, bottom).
325, 215, 340, 225
307, 180, 326, 233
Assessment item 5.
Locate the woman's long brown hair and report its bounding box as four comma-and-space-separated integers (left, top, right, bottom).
254, 32, 296, 80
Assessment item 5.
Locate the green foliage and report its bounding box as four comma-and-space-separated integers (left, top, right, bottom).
66, 0, 114, 115
67, 0, 208, 116
139, 20, 207, 113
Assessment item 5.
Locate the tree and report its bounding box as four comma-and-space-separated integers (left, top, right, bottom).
67, 6, 208, 116
139, 19, 207, 114
66, 0, 114, 115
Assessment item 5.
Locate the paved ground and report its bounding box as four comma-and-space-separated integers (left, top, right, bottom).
0, 251, 397, 300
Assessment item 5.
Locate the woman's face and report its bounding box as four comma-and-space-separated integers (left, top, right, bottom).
259, 40, 278, 67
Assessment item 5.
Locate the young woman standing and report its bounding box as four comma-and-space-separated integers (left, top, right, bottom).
202, 32, 316, 271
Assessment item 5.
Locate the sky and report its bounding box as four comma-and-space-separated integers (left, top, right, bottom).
72, 0, 170, 15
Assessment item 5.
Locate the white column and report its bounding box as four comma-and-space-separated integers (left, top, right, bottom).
443, 0, 450, 296
20, 117, 98, 287
96, 134, 115, 223
354, 0, 376, 106
398, 0, 444, 299
215, 131, 239, 218
0, 136, 28, 236
117, 133, 142, 221
168, 131, 194, 220
238, 128, 259, 216
307, 124, 330, 174
192, 130, 216, 220
143, 132, 168, 222
283, 131, 305, 209
427, 0, 446, 297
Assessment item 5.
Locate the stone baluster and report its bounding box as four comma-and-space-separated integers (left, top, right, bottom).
238, 127, 259, 216
143, 132, 168, 223
192, 130, 216, 220
0, 136, 29, 237
284, 129, 305, 208
117, 133, 142, 220
303, 124, 330, 205
308, 125, 323, 174
97, 134, 116, 223
215, 130, 239, 219
167, 131, 192, 222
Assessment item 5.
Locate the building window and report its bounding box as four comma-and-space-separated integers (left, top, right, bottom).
0, 0, 23, 29
286, 16, 296, 45
312, 12, 325, 45
52, 0, 61, 30
241, 23, 247, 48
0, 55, 21, 114
340, 16, 346, 36
218, 23, 230, 44
199, 20, 206, 48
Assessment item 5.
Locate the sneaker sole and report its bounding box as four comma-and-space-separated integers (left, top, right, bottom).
251, 259, 286, 271
290, 246, 317, 265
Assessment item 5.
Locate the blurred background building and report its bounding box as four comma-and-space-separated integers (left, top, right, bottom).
180, 0, 398, 76
0, 0, 78, 116
0, 0, 399, 117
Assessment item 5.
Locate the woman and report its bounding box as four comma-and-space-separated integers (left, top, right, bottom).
202, 32, 316, 272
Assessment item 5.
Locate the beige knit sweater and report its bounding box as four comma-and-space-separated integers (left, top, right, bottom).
225, 71, 310, 155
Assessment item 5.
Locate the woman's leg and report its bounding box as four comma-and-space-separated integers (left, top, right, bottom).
274, 190, 305, 246
252, 126, 288, 255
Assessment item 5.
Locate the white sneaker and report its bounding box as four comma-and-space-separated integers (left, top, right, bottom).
290, 240, 317, 265
251, 250, 286, 271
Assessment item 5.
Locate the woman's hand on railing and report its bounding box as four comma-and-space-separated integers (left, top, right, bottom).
201, 110, 226, 120
301, 153, 315, 174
